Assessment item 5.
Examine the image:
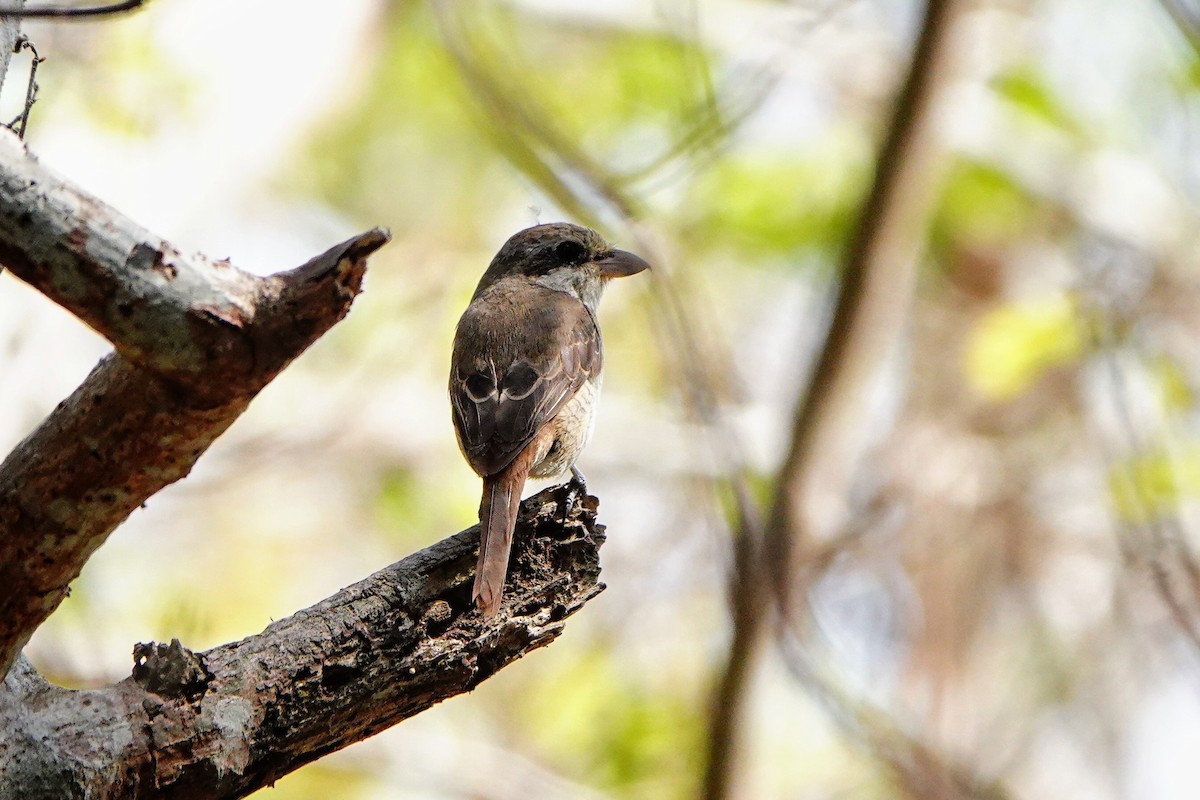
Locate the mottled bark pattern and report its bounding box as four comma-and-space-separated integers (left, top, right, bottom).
0, 484, 605, 800
0, 124, 390, 677
0, 109, 605, 800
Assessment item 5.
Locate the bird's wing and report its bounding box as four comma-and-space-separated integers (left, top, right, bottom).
451, 295, 601, 478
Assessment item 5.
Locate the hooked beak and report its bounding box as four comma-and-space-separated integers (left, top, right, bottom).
594, 248, 651, 279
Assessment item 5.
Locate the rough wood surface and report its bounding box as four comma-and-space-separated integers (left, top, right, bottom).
0, 482, 606, 799
0, 125, 390, 677
0, 4, 25, 98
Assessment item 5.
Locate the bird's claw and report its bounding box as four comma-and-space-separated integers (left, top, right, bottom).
569, 465, 587, 491
561, 466, 587, 525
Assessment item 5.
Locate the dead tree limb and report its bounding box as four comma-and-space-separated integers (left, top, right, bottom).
0, 124, 390, 677
0, 83, 608, 799
0, 483, 606, 800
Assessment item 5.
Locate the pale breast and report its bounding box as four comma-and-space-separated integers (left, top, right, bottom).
530, 375, 602, 479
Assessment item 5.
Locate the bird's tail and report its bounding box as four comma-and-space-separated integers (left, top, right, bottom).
473, 461, 529, 618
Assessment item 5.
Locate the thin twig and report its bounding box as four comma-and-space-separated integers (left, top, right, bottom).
0, 0, 143, 17
7, 35, 43, 139
775, 629, 1012, 800
434, 1, 762, 538
1080, 291, 1200, 658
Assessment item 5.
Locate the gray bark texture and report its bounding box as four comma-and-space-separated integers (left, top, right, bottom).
0, 115, 607, 796
0, 484, 605, 799
0, 3, 25, 91
0, 124, 389, 676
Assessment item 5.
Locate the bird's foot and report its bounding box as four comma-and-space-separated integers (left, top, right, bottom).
569, 465, 587, 491
560, 466, 587, 525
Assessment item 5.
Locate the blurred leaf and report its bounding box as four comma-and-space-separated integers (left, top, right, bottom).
373, 464, 473, 549
71, 23, 196, 138
679, 140, 868, 262
1172, 50, 1200, 92
291, 3, 501, 234
296, 2, 731, 235
374, 465, 422, 532
512, 15, 722, 164
990, 66, 1086, 141
1109, 446, 1200, 522
964, 293, 1085, 400
445, 3, 730, 177
932, 159, 1037, 250
1153, 355, 1196, 414
517, 647, 704, 799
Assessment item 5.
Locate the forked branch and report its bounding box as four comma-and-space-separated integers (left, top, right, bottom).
0, 124, 390, 677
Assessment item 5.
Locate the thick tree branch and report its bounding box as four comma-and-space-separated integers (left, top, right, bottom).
0, 129, 388, 393
0, 483, 605, 800
0, 126, 391, 677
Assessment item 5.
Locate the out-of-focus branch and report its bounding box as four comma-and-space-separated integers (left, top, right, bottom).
438, 2, 980, 797
776, 634, 1011, 800
0, 483, 605, 800
1158, 0, 1200, 56
434, 0, 761, 534
0, 126, 390, 677
763, 0, 959, 602
1081, 295, 1200, 655
705, 1, 964, 798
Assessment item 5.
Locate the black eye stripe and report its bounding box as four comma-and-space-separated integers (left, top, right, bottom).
554, 240, 586, 263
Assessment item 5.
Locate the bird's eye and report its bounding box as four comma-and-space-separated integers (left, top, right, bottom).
554, 240, 586, 263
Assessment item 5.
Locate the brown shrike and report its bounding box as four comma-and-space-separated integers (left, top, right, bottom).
450, 223, 650, 617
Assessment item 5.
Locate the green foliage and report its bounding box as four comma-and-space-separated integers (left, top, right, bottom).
680, 141, 868, 262
932, 158, 1037, 251
1153, 355, 1196, 414
1109, 446, 1200, 522
964, 293, 1085, 400
292, 3, 499, 234
1179, 54, 1200, 90
70, 23, 196, 138
373, 463, 475, 550
517, 647, 705, 799
295, 2, 727, 236
990, 65, 1087, 141
474, 7, 721, 164
249, 762, 376, 799
374, 464, 425, 537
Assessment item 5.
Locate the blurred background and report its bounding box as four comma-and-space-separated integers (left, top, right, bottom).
4, 0, 1200, 797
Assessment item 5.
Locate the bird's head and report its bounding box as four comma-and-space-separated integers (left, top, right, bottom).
476, 222, 650, 310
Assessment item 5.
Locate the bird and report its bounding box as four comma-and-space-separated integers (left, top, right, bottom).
449, 222, 650, 617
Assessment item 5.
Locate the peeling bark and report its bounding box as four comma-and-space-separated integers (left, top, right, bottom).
0, 483, 605, 799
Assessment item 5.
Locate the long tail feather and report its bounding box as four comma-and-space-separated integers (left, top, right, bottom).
472, 463, 527, 617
